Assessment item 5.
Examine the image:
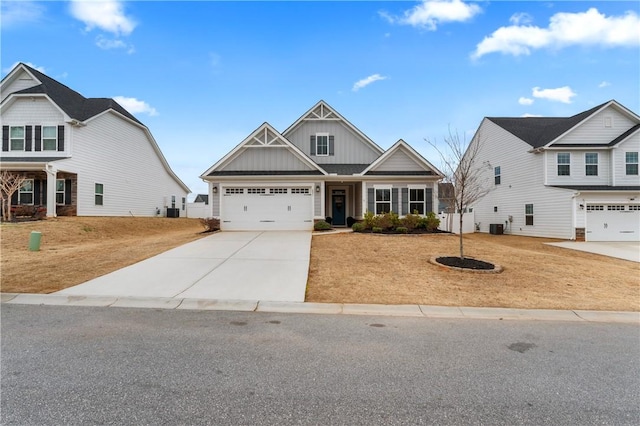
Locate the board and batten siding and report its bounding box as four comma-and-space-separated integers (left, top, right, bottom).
220, 147, 315, 172
554, 106, 636, 145
471, 119, 575, 239
545, 149, 612, 186
613, 133, 640, 186
370, 148, 425, 172
285, 120, 380, 164
63, 111, 188, 216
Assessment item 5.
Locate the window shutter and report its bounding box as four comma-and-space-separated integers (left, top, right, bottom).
310, 135, 316, 156
65, 179, 72, 205
57, 125, 65, 151
426, 188, 433, 213
35, 126, 42, 151
34, 180, 41, 205
328, 135, 335, 156
25, 126, 32, 151
42, 180, 47, 204
367, 188, 374, 213
392, 188, 398, 213
401, 188, 408, 215
2, 126, 8, 151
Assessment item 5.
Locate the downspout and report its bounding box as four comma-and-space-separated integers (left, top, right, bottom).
571, 191, 581, 240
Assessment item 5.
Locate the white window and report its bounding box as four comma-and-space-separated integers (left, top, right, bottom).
43, 126, 57, 151
494, 166, 501, 185
375, 188, 392, 214
225, 188, 244, 194
629, 205, 640, 211
269, 188, 288, 194
525, 204, 534, 226
291, 188, 310, 194
585, 153, 598, 176
409, 188, 425, 215
607, 205, 625, 211
10, 126, 25, 151
171, 196, 176, 208
56, 179, 65, 205
247, 188, 266, 194
557, 153, 570, 176
316, 134, 328, 156
626, 152, 638, 176
586, 205, 604, 211
95, 183, 104, 206
19, 179, 34, 204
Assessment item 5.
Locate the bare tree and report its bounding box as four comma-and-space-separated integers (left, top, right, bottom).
0, 171, 27, 222
427, 129, 492, 260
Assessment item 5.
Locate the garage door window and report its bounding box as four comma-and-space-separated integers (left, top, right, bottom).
226, 188, 244, 194
629, 205, 640, 211
291, 188, 310, 194
247, 188, 266, 194
269, 188, 288, 194
587, 205, 604, 211
607, 205, 625, 211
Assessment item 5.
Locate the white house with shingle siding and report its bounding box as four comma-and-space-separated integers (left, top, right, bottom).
201, 101, 443, 231
1, 62, 189, 218
467, 100, 639, 241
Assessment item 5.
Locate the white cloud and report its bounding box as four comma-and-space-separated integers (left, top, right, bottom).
509, 12, 533, 25
598, 81, 611, 88
96, 35, 135, 53
518, 97, 534, 106
352, 74, 388, 92
381, 0, 481, 30
532, 86, 576, 104
521, 113, 542, 118
1, 1, 45, 28
3, 61, 46, 74
69, 0, 136, 36
113, 96, 158, 116
472, 8, 640, 59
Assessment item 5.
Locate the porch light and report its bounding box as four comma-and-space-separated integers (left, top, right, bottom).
315, 185, 320, 192
213, 186, 218, 194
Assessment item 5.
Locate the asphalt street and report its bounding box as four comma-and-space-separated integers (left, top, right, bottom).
2, 304, 639, 425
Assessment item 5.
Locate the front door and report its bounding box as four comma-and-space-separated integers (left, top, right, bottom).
332, 191, 346, 226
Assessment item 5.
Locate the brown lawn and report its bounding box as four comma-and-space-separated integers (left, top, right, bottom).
1, 217, 206, 293
306, 232, 640, 311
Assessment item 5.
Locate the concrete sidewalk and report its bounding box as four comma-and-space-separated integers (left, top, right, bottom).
2, 293, 638, 323
57, 231, 311, 302
545, 241, 640, 262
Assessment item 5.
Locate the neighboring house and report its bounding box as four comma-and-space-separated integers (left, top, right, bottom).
200, 101, 443, 230
0, 63, 189, 217
467, 100, 639, 241
193, 194, 209, 204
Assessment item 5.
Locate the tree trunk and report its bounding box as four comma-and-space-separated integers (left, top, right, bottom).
459, 212, 464, 260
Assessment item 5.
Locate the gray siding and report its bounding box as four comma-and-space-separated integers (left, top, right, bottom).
613, 133, 640, 186
285, 121, 380, 164
545, 149, 612, 186
220, 147, 315, 171
371, 147, 426, 172
555, 106, 636, 145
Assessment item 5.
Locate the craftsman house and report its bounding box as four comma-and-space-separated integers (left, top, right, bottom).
467, 100, 639, 241
201, 101, 443, 230
0, 63, 189, 218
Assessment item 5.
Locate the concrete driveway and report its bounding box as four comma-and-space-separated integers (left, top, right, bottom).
545, 241, 640, 263
57, 232, 311, 302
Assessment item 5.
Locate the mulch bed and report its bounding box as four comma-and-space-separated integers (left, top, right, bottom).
436, 256, 496, 270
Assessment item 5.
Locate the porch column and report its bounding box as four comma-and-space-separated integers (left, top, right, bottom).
45, 165, 57, 217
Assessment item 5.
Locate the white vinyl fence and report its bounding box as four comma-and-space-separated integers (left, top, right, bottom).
438, 212, 475, 234
186, 202, 209, 219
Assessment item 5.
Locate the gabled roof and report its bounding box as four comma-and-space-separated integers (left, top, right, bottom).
487, 101, 608, 148
201, 122, 327, 178
1, 62, 141, 124
282, 100, 385, 155
360, 139, 444, 177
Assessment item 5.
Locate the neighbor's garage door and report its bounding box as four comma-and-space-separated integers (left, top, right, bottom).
221, 187, 313, 231
586, 204, 640, 241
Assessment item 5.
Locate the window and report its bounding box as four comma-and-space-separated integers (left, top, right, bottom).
10, 126, 25, 151
291, 188, 310, 194
604, 116, 612, 128
585, 153, 598, 176
607, 205, 625, 211
19, 179, 34, 204
586, 205, 604, 211
316, 134, 328, 156
225, 188, 244, 194
494, 166, 501, 185
557, 153, 570, 176
43, 126, 57, 151
182, 197, 186, 211
56, 179, 65, 204
269, 188, 288, 194
409, 188, 425, 214
171, 195, 176, 208
629, 205, 640, 211
525, 204, 534, 226
95, 183, 104, 205
375, 188, 391, 214
626, 152, 638, 175
493, 206, 498, 213
247, 188, 266, 194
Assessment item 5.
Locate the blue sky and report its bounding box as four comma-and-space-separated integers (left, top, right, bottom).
2, 0, 639, 198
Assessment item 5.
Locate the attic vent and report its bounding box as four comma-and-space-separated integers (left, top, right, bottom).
604, 116, 612, 128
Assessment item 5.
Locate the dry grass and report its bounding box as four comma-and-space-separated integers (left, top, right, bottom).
306, 232, 640, 311
1, 217, 206, 293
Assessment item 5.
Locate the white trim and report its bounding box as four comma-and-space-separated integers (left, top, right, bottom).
360, 139, 444, 177
315, 132, 329, 156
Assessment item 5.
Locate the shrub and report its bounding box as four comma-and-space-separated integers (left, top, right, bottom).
351, 222, 366, 232
372, 227, 383, 233
363, 211, 376, 230
425, 211, 440, 231
395, 226, 408, 234
199, 217, 220, 232
374, 211, 399, 230
314, 220, 332, 231
400, 213, 420, 230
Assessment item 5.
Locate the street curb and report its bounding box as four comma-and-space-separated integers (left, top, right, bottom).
2, 293, 639, 323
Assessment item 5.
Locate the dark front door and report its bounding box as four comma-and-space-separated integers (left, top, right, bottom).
332, 192, 346, 226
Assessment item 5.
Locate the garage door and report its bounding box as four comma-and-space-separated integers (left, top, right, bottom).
221, 187, 313, 231
586, 204, 640, 242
